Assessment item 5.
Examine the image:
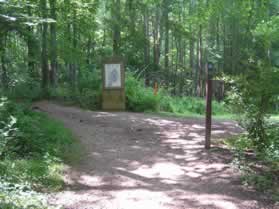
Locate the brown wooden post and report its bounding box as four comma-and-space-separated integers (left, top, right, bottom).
154, 82, 158, 96
102, 57, 125, 111
205, 62, 214, 149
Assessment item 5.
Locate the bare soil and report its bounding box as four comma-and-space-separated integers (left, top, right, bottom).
36, 101, 277, 209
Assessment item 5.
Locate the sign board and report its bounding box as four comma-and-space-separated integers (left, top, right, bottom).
102, 57, 125, 110
104, 64, 122, 88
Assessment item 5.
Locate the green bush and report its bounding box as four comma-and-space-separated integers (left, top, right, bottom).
4, 79, 43, 101
0, 99, 76, 159
242, 173, 275, 191
126, 75, 160, 112
226, 125, 279, 199
125, 74, 228, 115
0, 98, 79, 208
262, 124, 279, 163
50, 71, 102, 110
160, 94, 228, 115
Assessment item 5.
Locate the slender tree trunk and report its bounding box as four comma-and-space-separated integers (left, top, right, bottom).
87, 37, 92, 65
102, 28, 106, 47
112, 0, 121, 55
27, 5, 37, 80
153, 7, 161, 69
189, 0, 196, 96
127, 0, 135, 36
163, 0, 170, 87
71, 9, 77, 90
223, 23, 226, 72
0, 35, 8, 89
216, 17, 220, 72
196, 24, 203, 97
63, 0, 70, 82
40, 0, 49, 93
143, 7, 150, 86
49, 0, 58, 87
174, 37, 179, 95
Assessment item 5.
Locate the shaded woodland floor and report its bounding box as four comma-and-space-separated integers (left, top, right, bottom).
36, 101, 277, 209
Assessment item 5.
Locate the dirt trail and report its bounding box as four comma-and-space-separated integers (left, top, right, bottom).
36, 101, 276, 209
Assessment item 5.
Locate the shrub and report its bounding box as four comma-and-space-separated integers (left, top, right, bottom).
4, 79, 43, 101
262, 124, 279, 163
226, 125, 279, 199
226, 17, 279, 150
160, 94, 228, 115
0, 99, 75, 159
0, 98, 79, 208
50, 71, 102, 110
126, 75, 160, 112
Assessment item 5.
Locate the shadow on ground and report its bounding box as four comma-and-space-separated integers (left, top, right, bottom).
36, 102, 276, 209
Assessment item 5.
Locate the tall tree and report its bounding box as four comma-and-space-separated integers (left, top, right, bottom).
112, 0, 121, 55
49, 0, 57, 87
40, 0, 49, 92
163, 0, 170, 85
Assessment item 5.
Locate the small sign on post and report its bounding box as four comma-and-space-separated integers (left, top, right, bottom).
102, 57, 125, 111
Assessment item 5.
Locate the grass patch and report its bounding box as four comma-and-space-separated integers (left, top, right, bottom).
0, 99, 81, 208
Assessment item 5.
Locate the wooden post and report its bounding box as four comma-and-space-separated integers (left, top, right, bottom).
205, 62, 213, 149
154, 82, 158, 96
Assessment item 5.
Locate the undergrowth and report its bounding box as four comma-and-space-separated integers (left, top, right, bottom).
125, 74, 228, 115
225, 123, 279, 202
0, 98, 80, 209
0, 72, 230, 117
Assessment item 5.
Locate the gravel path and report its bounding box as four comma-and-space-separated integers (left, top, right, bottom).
36, 101, 276, 209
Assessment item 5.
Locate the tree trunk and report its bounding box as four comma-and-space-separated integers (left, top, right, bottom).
127, 0, 135, 36
189, 0, 196, 96
163, 0, 170, 86
86, 37, 92, 65
0, 35, 8, 89
40, 0, 49, 93
112, 0, 121, 55
71, 8, 78, 90
27, 5, 37, 80
196, 24, 203, 97
49, 0, 58, 87
153, 7, 161, 70
143, 7, 150, 86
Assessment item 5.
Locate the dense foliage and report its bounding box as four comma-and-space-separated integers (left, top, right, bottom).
226, 123, 279, 200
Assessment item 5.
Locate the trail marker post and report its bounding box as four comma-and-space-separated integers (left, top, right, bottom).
154, 82, 158, 96
102, 57, 125, 111
205, 62, 214, 149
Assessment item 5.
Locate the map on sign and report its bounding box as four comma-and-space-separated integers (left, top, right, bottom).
105, 64, 121, 88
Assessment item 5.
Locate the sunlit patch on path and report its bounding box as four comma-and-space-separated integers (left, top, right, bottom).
36, 102, 274, 209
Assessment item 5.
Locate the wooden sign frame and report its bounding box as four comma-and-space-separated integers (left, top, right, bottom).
102, 57, 126, 110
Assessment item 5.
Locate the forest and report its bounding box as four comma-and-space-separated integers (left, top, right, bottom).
0, 0, 279, 208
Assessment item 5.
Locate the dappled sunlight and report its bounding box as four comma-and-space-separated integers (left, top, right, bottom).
188, 132, 203, 139
212, 130, 227, 134
78, 175, 105, 187
175, 194, 241, 209
144, 118, 180, 127
131, 162, 185, 179
42, 104, 264, 209
95, 112, 118, 117
191, 124, 205, 129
